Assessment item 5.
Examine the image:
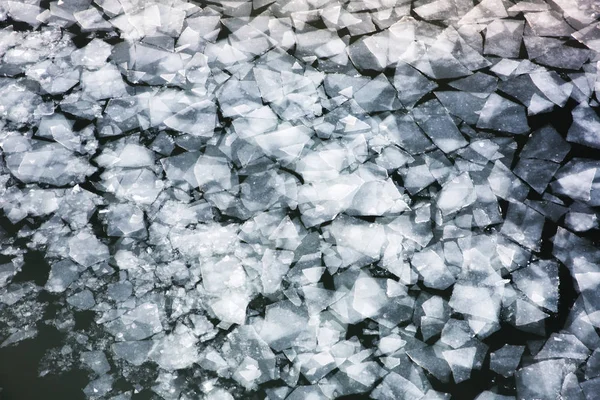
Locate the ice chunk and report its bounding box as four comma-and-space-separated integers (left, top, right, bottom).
45, 260, 81, 293
1, 327, 38, 348
393, 62, 437, 108
406, 345, 452, 383
100, 168, 163, 205
83, 375, 114, 398
353, 74, 401, 112
477, 93, 529, 134
436, 173, 476, 216
459, 0, 508, 24
222, 326, 277, 388
324, 215, 386, 265
347, 179, 410, 216
514, 158, 560, 194
581, 377, 600, 400
442, 347, 477, 383
412, 101, 469, 153
68, 231, 109, 267
529, 71, 571, 107
524, 11, 574, 37
111, 341, 152, 366
535, 333, 590, 361
348, 274, 389, 319
216, 78, 263, 118
551, 159, 600, 206
74, 8, 112, 31
81, 64, 128, 100
586, 349, 600, 379
500, 203, 544, 251
209, 290, 249, 325
106, 303, 163, 341
484, 20, 524, 58
107, 281, 133, 302
516, 360, 575, 400
414, 0, 455, 21
520, 125, 570, 163
81, 351, 111, 375
164, 100, 217, 137
380, 113, 434, 154
567, 103, 600, 150
512, 260, 559, 312
71, 39, 112, 69
411, 248, 455, 290
253, 125, 313, 164
342, 361, 384, 388
260, 249, 292, 294
67, 289, 95, 310
441, 319, 473, 349
106, 203, 146, 238
515, 298, 549, 326
371, 372, 425, 400
193, 151, 234, 192
259, 301, 309, 352
97, 144, 154, 169
435, 91, 487, 125
490, 345, 525, 376
149, 327, 199, 370
449, 284, 501, 323
5, 144, 95, 186
449, 72, 498, 94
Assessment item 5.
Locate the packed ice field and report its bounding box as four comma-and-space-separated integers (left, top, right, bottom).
1, 0, 600, 399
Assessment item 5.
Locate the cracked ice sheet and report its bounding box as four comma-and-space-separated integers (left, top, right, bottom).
0, 0, 600, 399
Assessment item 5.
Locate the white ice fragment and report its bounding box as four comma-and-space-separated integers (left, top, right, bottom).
163, 100, 217, 137
70, 38, 112, 69
68, 231, 109, 267
477, 93, 529, 134
567, 103, 600, 150
83, 375, 114, 398
5, 1, 42, 27
535, 333, 590, 361
347, 179, 410, 216
484, 19, 524, 58
500, 203, 544, 251
353, 74, 401, 112
67, 289, 95, 310
193, 152, 234, 191
512, 260, 559, 312
436, 173, 476, 216
442, 347, 477, 383
74, 8, 112, 31
411, 248, 455, 290
459, 0, 508, 24
524, 11, 574, 37
371, 372, 425, 400
515, 298, 549, 326
516, 360, 574, 400
253, 125, 313, 164
81, 350, 111, 375
106, 303, 163, 341
6, 144, 95, 186
45, 260, 80, 293
111, 341, 153, 366
490, 344, 525, 376
149, 327, 199, 370
210, 291, 249, 325
222, 326, 278, 387
259, 301, 309, 352
106, 203, 146, 238
81, 64, 128, 100
449, 284, 501, 323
